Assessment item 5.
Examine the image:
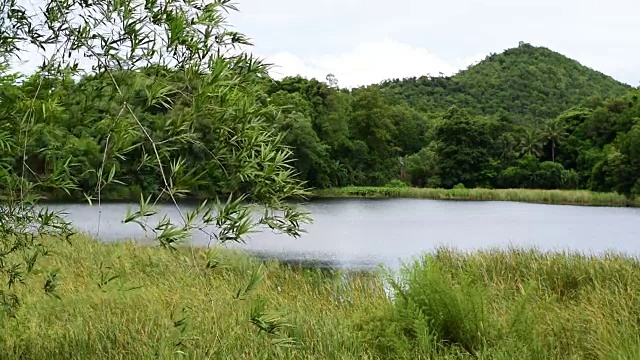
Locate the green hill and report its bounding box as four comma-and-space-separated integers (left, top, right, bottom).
378, 42, 633, 121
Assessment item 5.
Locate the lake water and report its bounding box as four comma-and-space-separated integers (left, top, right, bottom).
47, 198, 640, 270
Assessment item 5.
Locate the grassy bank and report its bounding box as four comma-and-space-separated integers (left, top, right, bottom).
312, 186, 640, 207
3, 236, 640, 358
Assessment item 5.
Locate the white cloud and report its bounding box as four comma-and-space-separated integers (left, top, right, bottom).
263, 39, 460, 88
231, 0, 640, 86
453, 52, 490, 71
265, 52, 326, 82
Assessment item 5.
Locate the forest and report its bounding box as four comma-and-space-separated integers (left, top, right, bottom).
1, 42, 639, 201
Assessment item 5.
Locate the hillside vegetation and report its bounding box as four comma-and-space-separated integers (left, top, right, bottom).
379, 43, 632, 120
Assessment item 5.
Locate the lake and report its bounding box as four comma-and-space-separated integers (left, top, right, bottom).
47, 198, 640, 270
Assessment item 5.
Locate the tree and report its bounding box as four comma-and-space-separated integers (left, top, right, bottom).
348, 87, 398, 185
591, 124, 640, 196
390, 104, 430, 156
518, 128, 544, 157
432, 107, 497, 188
497, 133, 517, 162
405, 145, 440, 187
274, 112, 332, 188
326, 73, 339, 88
543, 120, 568, 162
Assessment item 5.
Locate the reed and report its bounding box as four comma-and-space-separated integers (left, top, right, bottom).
313, 186, 639, 207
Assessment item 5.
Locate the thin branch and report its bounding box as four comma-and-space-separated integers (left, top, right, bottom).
50, 0, 187, 225
96, 132, 110, 237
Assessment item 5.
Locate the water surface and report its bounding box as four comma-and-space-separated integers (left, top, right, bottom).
48, 198, 640, 270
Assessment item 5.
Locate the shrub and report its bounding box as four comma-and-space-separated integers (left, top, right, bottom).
357, 257, 491, 357
386, 179, 411, 188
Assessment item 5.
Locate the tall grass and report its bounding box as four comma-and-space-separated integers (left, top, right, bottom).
358, 247, 640, 359
313, 186, 639, 207
3, 236, 640, 359
0, 235, 386, 359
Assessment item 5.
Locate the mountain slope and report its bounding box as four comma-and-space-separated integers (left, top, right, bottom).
378, 43, 633, 120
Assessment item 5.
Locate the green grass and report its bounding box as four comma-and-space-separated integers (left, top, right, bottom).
0, 235, 386, 359
3, 236, 640, 359
368, 247, 640, 359
312, 186, 640, 207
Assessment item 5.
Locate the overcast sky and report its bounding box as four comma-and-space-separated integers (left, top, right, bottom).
10, 0, 640, 89
227, 0, 640, 88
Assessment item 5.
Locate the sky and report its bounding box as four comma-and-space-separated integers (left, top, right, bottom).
226, 0, 640, 88
9, 0, 639, 89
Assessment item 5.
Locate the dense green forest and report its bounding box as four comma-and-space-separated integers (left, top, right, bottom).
266, 43, 640, 194
2, 42, 639, 200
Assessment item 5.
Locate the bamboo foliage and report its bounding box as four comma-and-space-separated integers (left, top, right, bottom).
0, 0, 310, 318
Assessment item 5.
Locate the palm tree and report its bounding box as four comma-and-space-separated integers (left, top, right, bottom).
519, 128, 543, 157
497, 133, 516, 161
542, 120, 568, 162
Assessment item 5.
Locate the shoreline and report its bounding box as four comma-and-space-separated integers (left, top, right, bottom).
13, 186, 639, 209
310, 186, 640, 208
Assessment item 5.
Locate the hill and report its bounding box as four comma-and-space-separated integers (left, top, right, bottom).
377, 42, 633, 121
